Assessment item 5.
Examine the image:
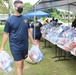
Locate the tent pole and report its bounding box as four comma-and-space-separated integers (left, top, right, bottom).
34, 4, 36, 40
68, 4, 70, 26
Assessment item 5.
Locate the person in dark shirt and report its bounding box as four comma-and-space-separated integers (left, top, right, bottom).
54, 19, 58, 26
0, 1, 36, 75
50, 17, 55, 22
30, 17, 42, 48
72, 19, 76, 27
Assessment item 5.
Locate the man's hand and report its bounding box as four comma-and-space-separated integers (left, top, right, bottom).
32, 40, 37, 45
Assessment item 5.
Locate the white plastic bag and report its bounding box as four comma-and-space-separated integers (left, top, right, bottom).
25, 56, 37, 64
29, 45, 44, 63
0, 51, 13, 72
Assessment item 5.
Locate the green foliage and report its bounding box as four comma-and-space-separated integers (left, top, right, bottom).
0, 1, 32, 14
11, 8, 14, 14
0, 5, 8, 14
0, 0, 12, 14
44, 9, 53, 13
0, 0, 11, 14
44, 8, 61, 20
23, 2, 32, 14
43, 8, 74, 23
0, 0, 3, 4
51, 12, 61, 19
44, 8, 60, 17
10, 2, 33, 14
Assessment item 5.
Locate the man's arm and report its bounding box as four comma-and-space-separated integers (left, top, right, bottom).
0, 32, 9, 51
28, 29, 34, 44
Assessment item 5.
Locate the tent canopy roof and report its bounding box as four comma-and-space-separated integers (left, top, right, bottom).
29, 0, 76, 13
25, 10, 50, 18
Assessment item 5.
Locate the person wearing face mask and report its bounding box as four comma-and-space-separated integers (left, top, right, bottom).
0, 0, 36, 75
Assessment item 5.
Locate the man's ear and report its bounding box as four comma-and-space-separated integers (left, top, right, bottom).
14, 5, 17, 10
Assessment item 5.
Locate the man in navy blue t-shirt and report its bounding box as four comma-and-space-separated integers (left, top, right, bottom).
0, 1, 35, 75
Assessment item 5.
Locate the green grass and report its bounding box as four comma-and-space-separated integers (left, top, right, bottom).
0, 25, 76, 75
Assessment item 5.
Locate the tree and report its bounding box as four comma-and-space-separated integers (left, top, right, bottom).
43, 8, 62, 19
0, 0, 8, 14
4, 0, 13, 16
0, 0, 13, 14
23, 2, 32, 14
0, 0, 3, 4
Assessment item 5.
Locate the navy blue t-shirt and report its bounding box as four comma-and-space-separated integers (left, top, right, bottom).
4, 15, 30, 51
30, 21, 42, 35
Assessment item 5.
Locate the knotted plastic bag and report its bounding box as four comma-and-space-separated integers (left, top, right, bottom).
0, 51, 13, 72
29, 45, 44, 63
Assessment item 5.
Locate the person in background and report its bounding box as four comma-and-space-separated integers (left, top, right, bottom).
0, 1, 36, 75
46, 19, 49, 24
50, 17, 55, 22
54, 19, 58, 26
71, 19, 76, 27
30, 17, 42, 48
43, 18, 47, 25
50, 17, 58, 26
52, 17, 55, 21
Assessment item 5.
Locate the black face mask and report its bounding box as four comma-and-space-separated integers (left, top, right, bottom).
17, 7, 23, 13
